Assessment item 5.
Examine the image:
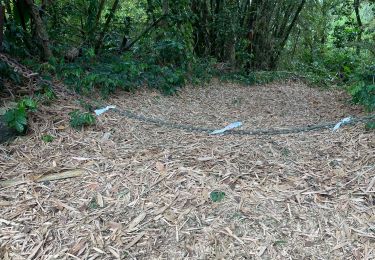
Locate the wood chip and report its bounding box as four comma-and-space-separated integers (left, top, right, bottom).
0, 82, 373, 259
97, 193, 104, 208
127, 212, 147, 231
0, 169, 84, 188
124, 233, 145, 250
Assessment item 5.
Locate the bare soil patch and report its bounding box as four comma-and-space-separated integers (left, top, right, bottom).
0, 81, 374, 259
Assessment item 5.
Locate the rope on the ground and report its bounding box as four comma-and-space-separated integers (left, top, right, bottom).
1, 52, 374, 136
113, 108, 375, 135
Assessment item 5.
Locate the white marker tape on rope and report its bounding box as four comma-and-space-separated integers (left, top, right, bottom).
95, 105, 116, 116
332, 117, 352, 132
210, 122, 243, 135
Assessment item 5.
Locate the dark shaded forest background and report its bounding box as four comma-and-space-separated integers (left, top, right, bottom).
0, 0, 374, 132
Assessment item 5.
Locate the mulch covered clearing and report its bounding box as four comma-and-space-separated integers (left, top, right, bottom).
0, 80, 374, 259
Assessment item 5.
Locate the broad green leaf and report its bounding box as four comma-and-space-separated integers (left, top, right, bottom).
4, 109, 16, 122
21, 98, 37, 109
15, 121, 25, 133
15, 113, 27, 126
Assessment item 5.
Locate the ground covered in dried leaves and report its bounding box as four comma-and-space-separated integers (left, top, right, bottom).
1, 80, 374, 259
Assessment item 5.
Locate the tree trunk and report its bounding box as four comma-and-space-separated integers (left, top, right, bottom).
245, 0, 306, 70
25, 0, 52, 60
40, 0, 47, 18
96, 0, 106, 25
240, 0, 250, 28
14, 0, 33, 52
245, 0, 260, 70
353, 0, 362, 55
202, 0, 211, 56
15, 0, 27, 31
86, 0, 106, 44
0, 5, 4, 50
224, 36, 236, 66
4, 0, 11, 15
162, 0, 169, 15
192, 0, 211, 56
119, 14, 166, 53
279, 0, 306, 49
94, 0, 120, 54
146, 0, 156, 22
210, 0, 224, 59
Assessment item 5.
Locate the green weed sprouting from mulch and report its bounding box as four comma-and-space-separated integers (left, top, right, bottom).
41, 134, 55, 143
69, 110, 96, 129
210, 190, 226, 202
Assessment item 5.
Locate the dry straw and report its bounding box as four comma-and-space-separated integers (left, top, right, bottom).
0, 80, 374, 259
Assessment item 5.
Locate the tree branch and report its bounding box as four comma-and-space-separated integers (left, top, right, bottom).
94, 0, 120, 54
280, 0, 306, 49
119, 14, 167, 53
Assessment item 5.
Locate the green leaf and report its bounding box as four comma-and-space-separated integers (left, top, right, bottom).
41, 135, 55, 143
88, 198, 98, 210
69, 110, 96, 129
365, 121, 375, 130
21, 98, 37, 109
210, 191, 225, 202
14, 121, 25, 133
4, 104, 28, 133
15, 113, 27, 126
4, 109, 15, 122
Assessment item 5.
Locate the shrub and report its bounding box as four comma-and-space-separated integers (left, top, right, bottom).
350, 83, 375, 112
69, 110, 96, 129
4, 98, 37, 133
349, 65, 375, 112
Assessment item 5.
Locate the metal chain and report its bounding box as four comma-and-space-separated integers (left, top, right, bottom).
1, 53, 374, 136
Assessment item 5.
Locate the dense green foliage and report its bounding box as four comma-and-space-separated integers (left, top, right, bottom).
4, 97, 37, 133
69, 110, 96, 129
349, 65, 375, 112
0, 0, 374, 133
